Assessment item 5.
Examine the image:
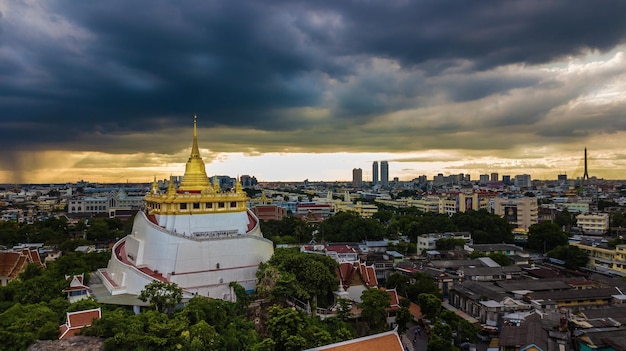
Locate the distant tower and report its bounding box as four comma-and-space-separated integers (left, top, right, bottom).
372, 161, 379, 185
352, 168, 363, 188
583, 148, 589, 180
380, 161, 389, 187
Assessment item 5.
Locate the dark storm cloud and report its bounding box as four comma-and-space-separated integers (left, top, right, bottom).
2, 0, 626, 162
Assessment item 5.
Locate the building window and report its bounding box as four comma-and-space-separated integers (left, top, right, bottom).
193, 202, 200, 209
230, 202, 237, 208
218, 202, 225, 208
206, 203, 212, 209
180, 203, 187, 210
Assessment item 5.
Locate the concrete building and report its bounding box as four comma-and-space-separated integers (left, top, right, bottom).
380, 161, 389, 187
576, 213, 609, 235
570, 242, 626, 277
372, 161, 378, 186
514, 174, 532, 188
493, 196, 538, 230
502, 175, 511, 185
479, 174, 490, 185
68, 189, 144, 217
417, 232, 472, 251
352, 168, 363, 188
97, 118, 274, 303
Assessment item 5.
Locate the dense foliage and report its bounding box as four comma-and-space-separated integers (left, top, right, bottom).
386, 272, 441, 301
451, 209, 515, 244
0, 217, 133, 248
527, 221, 569, 252
358, 288, 391, 333
256, 249, 339, 308
0, 250, 110, 351
547, 245, 589, 270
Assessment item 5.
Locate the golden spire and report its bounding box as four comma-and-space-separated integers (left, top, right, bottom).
150, 175, 159, 194
179, 115, 211, 191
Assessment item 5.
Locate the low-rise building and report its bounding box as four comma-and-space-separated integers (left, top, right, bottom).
570, 242, 626, 276
417, 232, 472, 252
576, 212, 609, 235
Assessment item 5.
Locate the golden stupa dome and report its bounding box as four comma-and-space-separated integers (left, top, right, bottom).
178, 115, 211, 192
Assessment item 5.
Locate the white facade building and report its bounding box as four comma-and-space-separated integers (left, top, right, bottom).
576, 213, 610, 235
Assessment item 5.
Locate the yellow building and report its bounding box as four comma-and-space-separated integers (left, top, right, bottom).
570, 243, 626, 276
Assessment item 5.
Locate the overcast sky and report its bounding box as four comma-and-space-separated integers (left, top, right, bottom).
2, 1, 626, 184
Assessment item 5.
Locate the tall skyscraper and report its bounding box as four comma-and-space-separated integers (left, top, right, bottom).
352, 168, 363, 187
372, 161, 379, 185
490, 173, 499, 182
381, 161, 389, 187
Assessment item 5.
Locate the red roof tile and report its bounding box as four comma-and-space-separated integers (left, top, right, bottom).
59, 308, 101, 339
305, 330, 403, 351
325, 245, 356, 254
0, 252, 21, 277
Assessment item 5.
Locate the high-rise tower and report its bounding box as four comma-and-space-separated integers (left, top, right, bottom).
372, 161, 379, 185
352, 168, 363, 187
381, 161, 389, 187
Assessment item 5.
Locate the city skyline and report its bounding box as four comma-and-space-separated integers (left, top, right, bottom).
3, 2, 626, 183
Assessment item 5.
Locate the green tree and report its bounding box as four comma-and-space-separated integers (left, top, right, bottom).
266, 305, 306, 351
440, 309, 480, 343
0, 303, 59, 350
395, 306, 412, 334
452, 209, 514, 244
319, 211, 385, 242
372, 210, 393, 224
386, 273, 411, 295
547, 245, 589, 270
435, 238, 466, 250
417, 293, 442, 321
554, 209, 576, 228
359, 288, 391, 333
483, 252, 511, 266
611, 212, 626, 230
406, 273, 441, 302
229, 281, 250, 312
527, 221, 568, 252
428, 334, 458, 351
138, 281, 183, 313
266, 249, 339, 307
336, 298, 354, 321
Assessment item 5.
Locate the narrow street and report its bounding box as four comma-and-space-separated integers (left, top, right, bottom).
401, 325, 428, 351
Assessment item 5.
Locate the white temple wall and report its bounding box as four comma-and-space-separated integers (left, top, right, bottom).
104, 248, 154, 295
157, 211, 249, 235
172, 236, 273, 273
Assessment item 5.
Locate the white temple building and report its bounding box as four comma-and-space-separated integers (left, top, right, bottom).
96, 116, 274, 302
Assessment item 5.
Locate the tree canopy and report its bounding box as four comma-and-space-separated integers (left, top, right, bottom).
359, 288, 391, 333
527, 221, 569, 252
257, 249, 339, 307
451, 209, 514, 244
547, 245, 589, 270
138, 281, 183, 313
